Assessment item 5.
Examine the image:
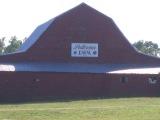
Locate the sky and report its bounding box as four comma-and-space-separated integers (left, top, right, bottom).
0, 0, 160, 45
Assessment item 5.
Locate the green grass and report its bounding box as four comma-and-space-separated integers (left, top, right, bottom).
0, 97, 160, 120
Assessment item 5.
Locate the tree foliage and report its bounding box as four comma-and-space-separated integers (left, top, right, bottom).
0, 36, 23, 55
4, 36, 22, 54
133, 40, 160, 57
0, 37, 5, 54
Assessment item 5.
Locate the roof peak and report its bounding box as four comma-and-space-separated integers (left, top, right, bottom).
75, 2, 94, 9
79, 2, 88, 6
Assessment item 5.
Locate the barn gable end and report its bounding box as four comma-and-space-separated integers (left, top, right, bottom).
0, 3, 160, 65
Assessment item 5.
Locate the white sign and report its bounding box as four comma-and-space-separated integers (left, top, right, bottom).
71, 43, 98, 57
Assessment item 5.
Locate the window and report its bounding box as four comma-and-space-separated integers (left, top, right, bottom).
34, 78, 40, 82
120, 76, 128, 83
148, 77, 157, 84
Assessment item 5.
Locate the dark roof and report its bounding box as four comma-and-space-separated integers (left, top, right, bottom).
18, 18, 54, 52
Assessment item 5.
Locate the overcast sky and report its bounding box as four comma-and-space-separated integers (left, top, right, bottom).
0, 0, 160, 45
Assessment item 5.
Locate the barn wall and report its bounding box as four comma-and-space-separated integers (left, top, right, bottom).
108, 74, 160, 97
0, 72, 159, 101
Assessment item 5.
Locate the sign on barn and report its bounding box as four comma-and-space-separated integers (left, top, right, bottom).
71, 43, 98, 57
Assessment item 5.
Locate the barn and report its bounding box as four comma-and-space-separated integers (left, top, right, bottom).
0, 3, 160, 101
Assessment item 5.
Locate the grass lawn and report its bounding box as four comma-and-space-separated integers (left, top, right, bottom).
0, 97, 160, 120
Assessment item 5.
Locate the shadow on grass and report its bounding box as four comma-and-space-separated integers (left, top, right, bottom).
0, 95, 160, 105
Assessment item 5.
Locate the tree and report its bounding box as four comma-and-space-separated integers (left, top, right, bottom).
0, 37, 5, 54
133, 40, 160, 57
4, 36, 22, 54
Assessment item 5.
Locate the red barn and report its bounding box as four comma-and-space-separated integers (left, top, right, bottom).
0, 3, 160, 101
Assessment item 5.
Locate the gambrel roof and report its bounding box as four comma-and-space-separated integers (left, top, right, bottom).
0, 3, 160, 73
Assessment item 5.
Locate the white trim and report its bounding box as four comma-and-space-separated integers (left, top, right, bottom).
0, 64, 15, 71
109, 68, 160, 74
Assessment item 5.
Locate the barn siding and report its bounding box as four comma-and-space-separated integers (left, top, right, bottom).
0, 72, 159, 101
